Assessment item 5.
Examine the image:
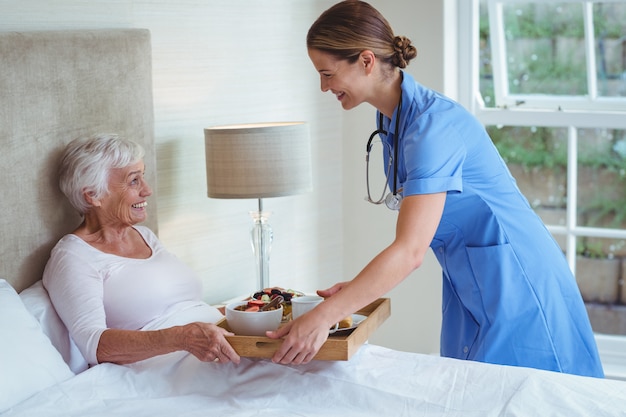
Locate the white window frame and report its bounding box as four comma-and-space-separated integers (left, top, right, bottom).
487, 0, 626, 112
458, 0, 626, 379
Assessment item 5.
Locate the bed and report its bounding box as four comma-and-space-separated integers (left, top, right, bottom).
1, 29, 626, 417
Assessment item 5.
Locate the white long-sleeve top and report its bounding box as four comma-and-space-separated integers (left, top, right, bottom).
43, 226, 222, 365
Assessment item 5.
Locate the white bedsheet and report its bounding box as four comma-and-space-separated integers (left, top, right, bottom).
3, 344, 626, 417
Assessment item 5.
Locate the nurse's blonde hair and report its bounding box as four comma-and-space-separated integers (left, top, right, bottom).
307, 0, 417, 69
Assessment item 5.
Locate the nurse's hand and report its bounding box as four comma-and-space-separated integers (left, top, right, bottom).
316, 281, 349, 298
266, 311, 330, 365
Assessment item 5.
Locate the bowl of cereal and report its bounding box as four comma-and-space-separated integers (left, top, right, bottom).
225, 300, 283, 336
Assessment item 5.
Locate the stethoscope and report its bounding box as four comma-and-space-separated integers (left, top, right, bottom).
365, 90, 403, 211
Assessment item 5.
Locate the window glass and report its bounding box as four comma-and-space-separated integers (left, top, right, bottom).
594, 2, 626, 97
502, 2, 586, 95
481, 0, 626, 110
487, 125, 567, 218
577, 128, 626, 231
479, 1, 496, 107
577, 236, 625, 336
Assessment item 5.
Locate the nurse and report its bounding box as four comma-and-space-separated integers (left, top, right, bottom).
267, 0, 604, 377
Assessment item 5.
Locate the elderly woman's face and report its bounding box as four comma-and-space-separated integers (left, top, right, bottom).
98, 160, 152, 226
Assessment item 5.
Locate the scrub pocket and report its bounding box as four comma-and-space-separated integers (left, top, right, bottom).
465, 243, 536, 324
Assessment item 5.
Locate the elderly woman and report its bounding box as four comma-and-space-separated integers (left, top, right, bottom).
43, 133, 240, 366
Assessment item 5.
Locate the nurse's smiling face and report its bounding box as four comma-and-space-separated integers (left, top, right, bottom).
308, 48, 372, 111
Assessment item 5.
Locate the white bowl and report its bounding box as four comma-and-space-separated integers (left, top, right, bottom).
225, 301, 283, 336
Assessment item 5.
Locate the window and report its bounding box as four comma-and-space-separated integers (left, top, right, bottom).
485, 0, 626, 111
459, 0, 626, 378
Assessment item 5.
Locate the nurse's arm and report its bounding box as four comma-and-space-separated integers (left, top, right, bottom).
320, 192, 446, 321
269, 192, 446, 364
394, 192, 446, 269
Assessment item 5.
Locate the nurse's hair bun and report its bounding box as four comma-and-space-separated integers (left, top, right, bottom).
391, 36, 417, 69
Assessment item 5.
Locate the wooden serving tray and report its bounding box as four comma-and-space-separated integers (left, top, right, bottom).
218, 298, 390, 361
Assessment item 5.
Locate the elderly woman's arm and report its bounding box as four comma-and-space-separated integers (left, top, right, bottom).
97, 322, 240, 364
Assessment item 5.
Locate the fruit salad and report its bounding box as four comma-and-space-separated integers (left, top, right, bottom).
252, 287, 304, 320
234, 299, 279, 312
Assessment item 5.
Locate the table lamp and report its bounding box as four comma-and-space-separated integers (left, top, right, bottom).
204, 122, 312, 291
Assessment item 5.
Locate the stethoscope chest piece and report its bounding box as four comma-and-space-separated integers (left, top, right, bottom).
384, 191, 403, 211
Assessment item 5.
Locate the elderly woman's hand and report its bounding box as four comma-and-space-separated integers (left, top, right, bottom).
97, 323, 240, 365
182, 322, 240, 364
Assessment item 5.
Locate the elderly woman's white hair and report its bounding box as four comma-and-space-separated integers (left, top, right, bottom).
59, 133, 145, 215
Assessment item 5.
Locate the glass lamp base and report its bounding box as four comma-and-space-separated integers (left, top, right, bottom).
250, 210, 273, 290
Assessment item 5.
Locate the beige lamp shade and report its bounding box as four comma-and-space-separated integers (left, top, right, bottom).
204, 122, 312, 199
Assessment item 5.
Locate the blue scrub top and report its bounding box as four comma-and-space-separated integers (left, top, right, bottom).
376, 72, 603, 378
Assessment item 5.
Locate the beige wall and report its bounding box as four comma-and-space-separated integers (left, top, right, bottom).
0, 0, 453, 355
342, 1, 451, 354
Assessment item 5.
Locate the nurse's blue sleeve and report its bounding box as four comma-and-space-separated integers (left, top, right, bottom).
402, 112, 465, 196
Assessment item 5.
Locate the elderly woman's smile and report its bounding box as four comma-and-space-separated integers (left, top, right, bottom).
96, 161, 153, 227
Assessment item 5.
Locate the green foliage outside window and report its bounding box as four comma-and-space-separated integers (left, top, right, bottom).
480, 2, 626, 258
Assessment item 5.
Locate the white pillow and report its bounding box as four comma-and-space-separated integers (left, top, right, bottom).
19, 280, 89, 374
0, 279, 74, 412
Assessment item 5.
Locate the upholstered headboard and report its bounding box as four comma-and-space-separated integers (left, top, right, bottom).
0, 29, 157, 292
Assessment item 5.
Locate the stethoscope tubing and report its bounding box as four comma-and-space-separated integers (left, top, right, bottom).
365, 90, 403, 210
